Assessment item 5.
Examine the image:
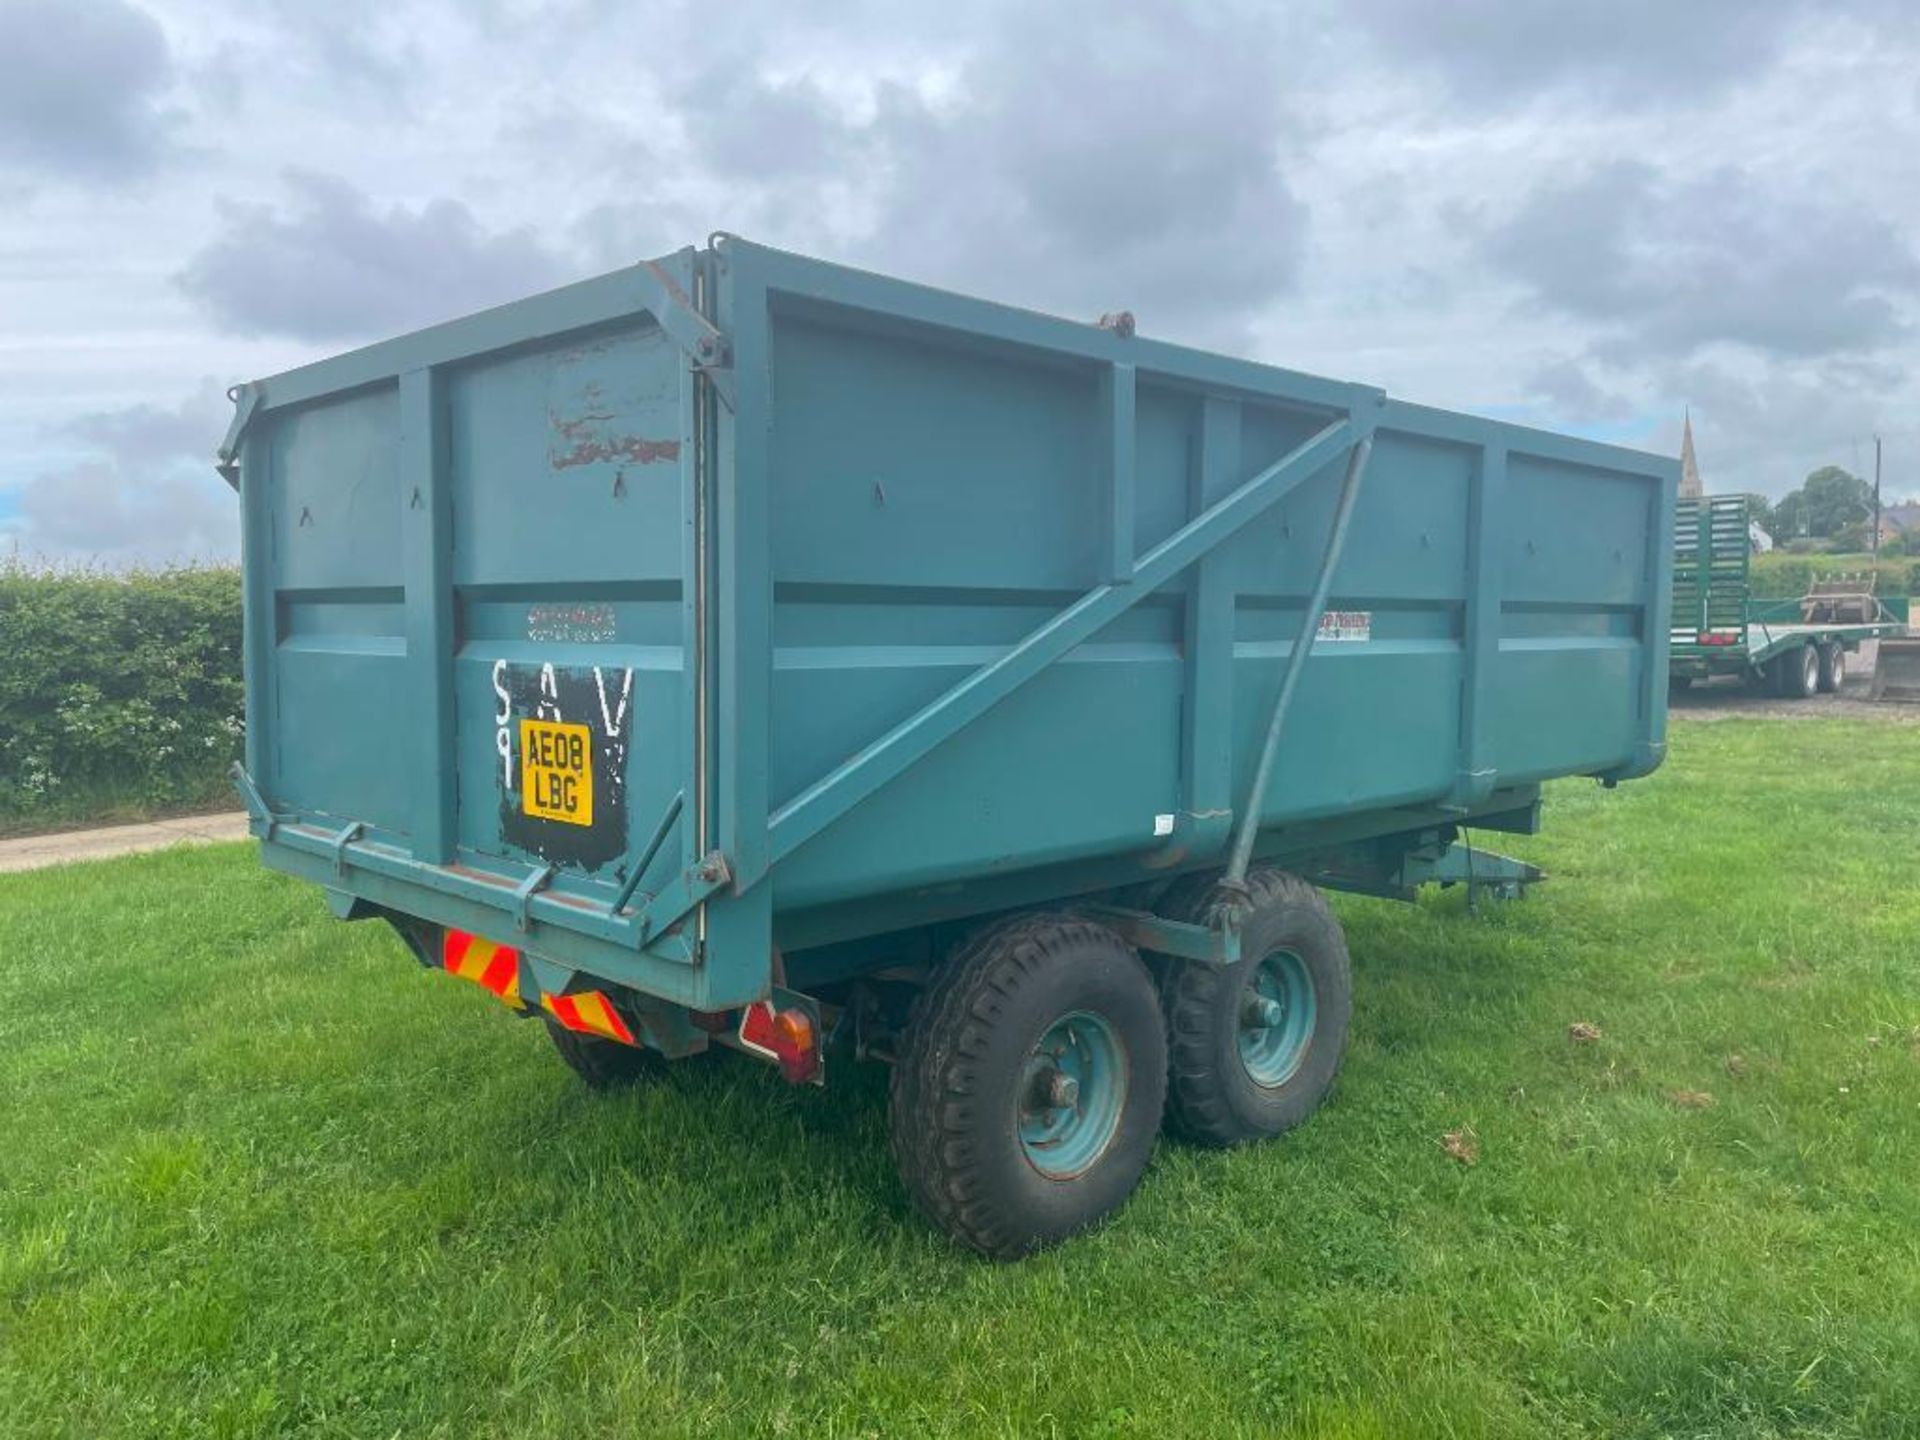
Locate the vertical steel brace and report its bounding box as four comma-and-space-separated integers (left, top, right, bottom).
1222, 432, 1376, 895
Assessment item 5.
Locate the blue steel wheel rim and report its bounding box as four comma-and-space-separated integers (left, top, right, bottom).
1016, 1010, 1127, 1179
1238, 949, 1316, 1088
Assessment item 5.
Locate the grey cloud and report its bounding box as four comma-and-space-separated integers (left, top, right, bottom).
891, 3, 1308, 344
1340, 0, 1912, 107
1525, 357, 1637, 425
189, 0, 420, 118
3, 384, 238, 565
258, 0, 417, 104
176, 171, 576, 342
633, 1, 1309, 350
1484, 162, 1920, 360
685, 69, 858, 180
1661, 358, 1907, 497
2, 460, 236, 565
194, 2, 1309, 355
0, 0, 176, 181
63, 379, 232, 469
571, 197, 701, 274
1512, 352, 1909, 501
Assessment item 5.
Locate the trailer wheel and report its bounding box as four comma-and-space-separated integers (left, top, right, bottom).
544, 1020, 664, 1089
1157, 869, 1352, 1148
888, 914, 1166, 1258
1818, 642, 1847, 694
1669, 674, 1693, 694
1775, 643, 1820, 699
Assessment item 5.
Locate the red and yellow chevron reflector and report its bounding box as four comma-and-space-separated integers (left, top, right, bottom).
441, 929, 524, 1008
441, 929, 636, 1046
541, 990, 637, 1045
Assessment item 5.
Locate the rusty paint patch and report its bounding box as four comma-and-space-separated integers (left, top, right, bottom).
551, 434, 681, 469
444, 863, 515, 889
546, 329, 679, 472
550, 410, 680, 470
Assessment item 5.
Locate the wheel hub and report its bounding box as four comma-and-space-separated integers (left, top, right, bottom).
1236, 949, 1316, 1089
1017, 1010, 1126, 1179
1242, 994, 1285, 1030
1040, 1070, 1080, 1109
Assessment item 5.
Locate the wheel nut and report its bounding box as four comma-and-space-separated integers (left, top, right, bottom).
1244, 995, 1283, 1029
1046, 1071, 1080, 1109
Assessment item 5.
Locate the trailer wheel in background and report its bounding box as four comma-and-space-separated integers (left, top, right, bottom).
888, 914, 1167, 1258
1818, 642, 1847, 694
544, 1020, 665, 1089
1157, 869, 1352, 1148
1775, 643, 1820, 699
1669, 674, 1693, 694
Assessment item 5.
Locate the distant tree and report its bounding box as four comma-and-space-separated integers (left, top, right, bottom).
1743, 492, 1774, 536
1802, 466, 1874, 537
1768, 466, 1873, 541
1769, 491, 1807, 542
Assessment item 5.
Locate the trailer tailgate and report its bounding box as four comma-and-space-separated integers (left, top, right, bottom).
226, 253, 716, 989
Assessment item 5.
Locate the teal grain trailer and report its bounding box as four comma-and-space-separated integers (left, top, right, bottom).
219, 236, 1676, 1256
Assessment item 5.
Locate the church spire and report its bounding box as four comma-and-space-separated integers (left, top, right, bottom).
1679, 410, 1703, 498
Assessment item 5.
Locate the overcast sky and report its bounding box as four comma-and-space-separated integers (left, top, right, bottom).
3, 0, 1918, 565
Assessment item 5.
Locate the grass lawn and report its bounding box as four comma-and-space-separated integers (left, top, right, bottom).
4, 716, 1918, 1438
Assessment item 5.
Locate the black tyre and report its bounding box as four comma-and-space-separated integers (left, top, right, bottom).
1158, 869, 1352, 1148
1669, 674, 1694, 694
888, 914, 1167, 1258
1818, 642, 1847, 694
1776, 643, 1819, 699
545, 1019, 664, 1089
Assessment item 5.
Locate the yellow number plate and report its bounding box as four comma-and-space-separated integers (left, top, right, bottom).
519, 718, 593, 826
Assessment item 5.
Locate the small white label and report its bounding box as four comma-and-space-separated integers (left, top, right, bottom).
1316, 609, 1372, 642
1153, 813, 1175, 837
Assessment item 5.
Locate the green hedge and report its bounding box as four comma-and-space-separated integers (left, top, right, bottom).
1748, 553, 1915, 599
0, 563, 243, 831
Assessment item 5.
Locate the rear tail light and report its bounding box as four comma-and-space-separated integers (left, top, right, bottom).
739, 1001, 822, 1085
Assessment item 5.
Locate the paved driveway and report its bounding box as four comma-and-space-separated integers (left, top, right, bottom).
0, 813, 251, 874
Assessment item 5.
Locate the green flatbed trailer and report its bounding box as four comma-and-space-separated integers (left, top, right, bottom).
1670, 495, 1907, 697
